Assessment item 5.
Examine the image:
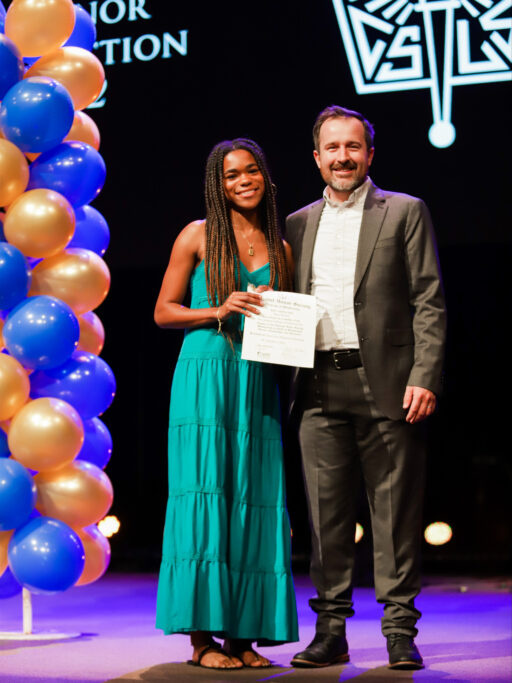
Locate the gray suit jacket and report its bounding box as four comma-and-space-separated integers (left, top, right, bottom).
286, 182, 447, 420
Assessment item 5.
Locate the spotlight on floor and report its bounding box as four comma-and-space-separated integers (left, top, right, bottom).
424, 521, 452, 546
97, 515, 121, 538
355, 523, 364, 543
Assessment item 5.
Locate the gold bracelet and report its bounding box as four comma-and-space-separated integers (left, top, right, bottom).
216, 307, 223, 334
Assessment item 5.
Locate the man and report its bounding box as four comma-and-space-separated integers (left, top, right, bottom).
286, 105, 446, 670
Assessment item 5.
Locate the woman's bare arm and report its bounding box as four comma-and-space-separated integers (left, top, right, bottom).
154, 221, 262, 329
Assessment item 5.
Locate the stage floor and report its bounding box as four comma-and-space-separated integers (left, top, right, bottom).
0, 573, 510, 682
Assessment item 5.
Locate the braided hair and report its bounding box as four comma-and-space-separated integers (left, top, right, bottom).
204, 138, 291, 322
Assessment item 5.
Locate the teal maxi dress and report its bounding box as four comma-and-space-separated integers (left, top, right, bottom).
156, 259, 298, 644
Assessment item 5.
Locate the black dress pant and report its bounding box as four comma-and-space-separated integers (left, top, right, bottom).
298, 363, 426, 637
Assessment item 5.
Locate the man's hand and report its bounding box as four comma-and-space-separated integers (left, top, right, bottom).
403, 386, 436, 424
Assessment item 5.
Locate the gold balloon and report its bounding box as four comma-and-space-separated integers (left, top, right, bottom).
30, 248, 110, 315
26, 47, 105, 110
65, 112, 100, 150
0, 139, 30, 207
4, 189, 75, 258
35, 461, 113, 528
0, 318, 5, 351
0, 530, 13, 577
77, 311, 105, 355
75, 526, 111, 586
5, 0, 75, 58
9, 397, 84, 472
0, 354, 30, 421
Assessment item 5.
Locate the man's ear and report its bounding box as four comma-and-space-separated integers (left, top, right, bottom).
313, 149, 321, 169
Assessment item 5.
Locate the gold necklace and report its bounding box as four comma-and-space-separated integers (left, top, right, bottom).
238, 228, 255, 256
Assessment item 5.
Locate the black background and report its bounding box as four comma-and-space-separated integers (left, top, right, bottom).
9, 0, 512, 575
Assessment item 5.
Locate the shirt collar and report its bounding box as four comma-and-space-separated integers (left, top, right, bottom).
323, 177, 372, 209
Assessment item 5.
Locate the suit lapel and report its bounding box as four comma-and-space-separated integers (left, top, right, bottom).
299, 200, 324, 293
354, 184, 387, 295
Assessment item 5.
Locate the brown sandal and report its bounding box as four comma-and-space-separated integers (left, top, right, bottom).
228, 646, 273, 668
188, 642, 242, 670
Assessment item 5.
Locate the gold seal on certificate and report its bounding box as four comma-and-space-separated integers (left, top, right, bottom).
241, 290, 316, 368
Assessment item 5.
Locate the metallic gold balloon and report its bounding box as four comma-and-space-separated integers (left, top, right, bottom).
0, 318, 5, 351
0, 139, 30, 207
29, 248, 110, 315
8, 397, 84, 472
5, 0, 75, 58
35, 461, 113, 528
64, 111, 100, 150
0, 530, 13, 576
75, 525, 111, 586
0, 354, 30, 421
26, 47, 105, 110
4, 189, 75, 259
77, 311, 105, 355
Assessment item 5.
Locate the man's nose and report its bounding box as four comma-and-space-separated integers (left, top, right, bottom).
335, 146, 349, 162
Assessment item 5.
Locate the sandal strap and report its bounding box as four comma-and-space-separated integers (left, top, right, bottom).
197, 643, 227, 666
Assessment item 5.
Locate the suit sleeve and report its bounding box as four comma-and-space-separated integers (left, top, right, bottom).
403, 199, 447, 394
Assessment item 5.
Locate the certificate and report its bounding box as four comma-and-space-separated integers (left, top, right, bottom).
241, 290, 316, 368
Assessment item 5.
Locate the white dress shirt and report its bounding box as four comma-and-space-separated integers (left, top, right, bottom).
311, 178, 371, 351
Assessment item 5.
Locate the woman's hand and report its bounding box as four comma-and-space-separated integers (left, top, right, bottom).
218, 291, 263, 320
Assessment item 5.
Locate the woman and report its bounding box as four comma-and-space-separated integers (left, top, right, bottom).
154, 138, 298, 670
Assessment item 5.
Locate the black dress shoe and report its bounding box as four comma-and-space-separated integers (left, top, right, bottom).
387, 633, 424, 669
291, 632, 349, 668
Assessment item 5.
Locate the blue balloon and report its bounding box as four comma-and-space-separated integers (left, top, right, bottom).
0, 427, 9, 457
0, 459, 37, 531
0, 568, 22, 599
0, 34, 24, 100
0, 2, 6, 34
0, 77, 74, 154
3, 295, 79, 370
0, 243, 32, 311
30, 350, 116, 419
68, 205, 110, 256
8, 517, 84, 594
64, 4, 97, 51
76, 417, 113, 469
27, 141, 106, 208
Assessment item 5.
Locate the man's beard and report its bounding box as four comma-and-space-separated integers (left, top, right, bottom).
328, 176, 365, 192
326, 162, 366, 193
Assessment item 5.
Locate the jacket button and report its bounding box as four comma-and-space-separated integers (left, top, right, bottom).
360, 337, 368, 342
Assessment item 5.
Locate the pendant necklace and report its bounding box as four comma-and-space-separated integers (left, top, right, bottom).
239, 228, 255, 256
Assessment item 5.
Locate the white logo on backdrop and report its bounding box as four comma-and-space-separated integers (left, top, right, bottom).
331, 0, 511, 147
86, 1, 188, 109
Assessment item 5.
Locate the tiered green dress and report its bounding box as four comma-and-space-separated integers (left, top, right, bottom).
156, 259, 298, 644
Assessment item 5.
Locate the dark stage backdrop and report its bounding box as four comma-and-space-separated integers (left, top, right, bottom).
11, 1, 511, 572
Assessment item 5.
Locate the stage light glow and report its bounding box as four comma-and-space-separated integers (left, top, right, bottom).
97, 514, 120, 538
355, 523, 364, 543
424, 521, 452, 546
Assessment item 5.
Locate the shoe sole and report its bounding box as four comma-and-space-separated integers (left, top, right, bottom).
388, 661, 424, 670
290, 653, 350, 668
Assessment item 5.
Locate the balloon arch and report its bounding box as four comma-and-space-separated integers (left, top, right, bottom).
0, 0, 114, 619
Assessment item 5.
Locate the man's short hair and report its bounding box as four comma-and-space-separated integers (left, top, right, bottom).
313, 105, 375, 152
